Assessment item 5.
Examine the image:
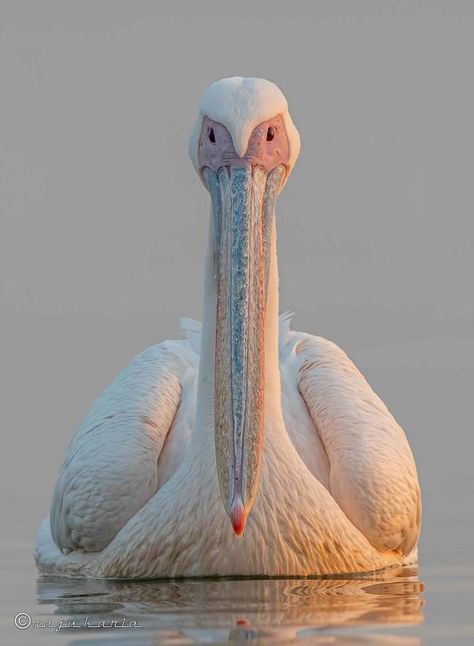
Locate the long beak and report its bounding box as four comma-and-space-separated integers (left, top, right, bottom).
204, 164, 285, 536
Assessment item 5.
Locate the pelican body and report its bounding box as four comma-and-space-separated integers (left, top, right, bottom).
35, 77, 421, 578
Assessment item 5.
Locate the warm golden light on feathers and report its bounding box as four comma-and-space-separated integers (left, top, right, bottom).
35, 77, 420, 579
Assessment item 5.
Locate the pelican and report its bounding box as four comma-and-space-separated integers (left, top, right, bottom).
35, 77, 421, 579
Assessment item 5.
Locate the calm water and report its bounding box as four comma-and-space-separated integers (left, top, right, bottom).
1, 486, 473, 645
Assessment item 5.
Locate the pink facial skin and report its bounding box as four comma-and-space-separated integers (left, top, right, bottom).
198, 114, 290, 176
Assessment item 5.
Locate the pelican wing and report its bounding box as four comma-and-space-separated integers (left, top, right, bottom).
50, 338, 197, 553
295, 333, 421, 556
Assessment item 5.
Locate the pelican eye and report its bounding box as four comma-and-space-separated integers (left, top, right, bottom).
208, 128, 216, 143
266, 126, 275, 142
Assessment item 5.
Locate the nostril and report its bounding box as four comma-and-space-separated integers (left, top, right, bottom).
208, 128, 216, 143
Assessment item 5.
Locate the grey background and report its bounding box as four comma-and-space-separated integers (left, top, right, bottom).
1, 0, 473, 636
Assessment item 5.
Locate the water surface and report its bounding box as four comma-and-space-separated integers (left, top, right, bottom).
2, 480, 474, 645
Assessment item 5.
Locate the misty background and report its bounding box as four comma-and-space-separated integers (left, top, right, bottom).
1, 1, 473, 632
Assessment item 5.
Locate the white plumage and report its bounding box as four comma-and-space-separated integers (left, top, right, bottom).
35, 77, 421, 579
36, 316, 420, 578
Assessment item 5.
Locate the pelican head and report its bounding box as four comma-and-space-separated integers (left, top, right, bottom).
189, 77, 300, 536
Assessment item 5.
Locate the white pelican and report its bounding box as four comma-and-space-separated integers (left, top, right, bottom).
35, 77, 421, 579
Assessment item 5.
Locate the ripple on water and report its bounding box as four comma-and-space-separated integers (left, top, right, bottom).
34, 565, 424, 644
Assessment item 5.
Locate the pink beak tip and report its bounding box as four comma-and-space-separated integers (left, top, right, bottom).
230, 499, 247, 537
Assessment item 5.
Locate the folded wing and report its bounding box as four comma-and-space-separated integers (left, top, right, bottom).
50, 340, 196, 553
296, 333, 421, 556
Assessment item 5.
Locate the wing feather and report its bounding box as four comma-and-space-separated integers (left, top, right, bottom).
50, 341, 194, 552
296, 333, 421, 556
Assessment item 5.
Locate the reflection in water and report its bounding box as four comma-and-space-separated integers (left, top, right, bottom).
36, 566, 424, 644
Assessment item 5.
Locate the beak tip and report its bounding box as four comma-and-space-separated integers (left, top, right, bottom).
230, 498, 247, 537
